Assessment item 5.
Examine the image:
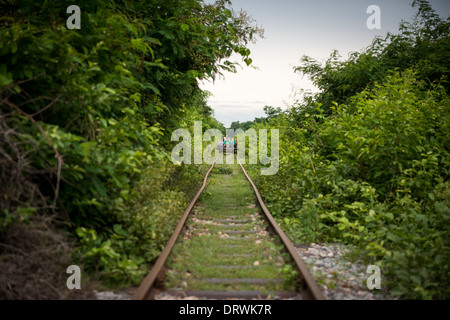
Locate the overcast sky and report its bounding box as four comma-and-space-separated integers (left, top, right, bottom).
199, 0, 450, 127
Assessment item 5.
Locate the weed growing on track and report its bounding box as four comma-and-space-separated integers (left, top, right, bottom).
165, 161, 300, 294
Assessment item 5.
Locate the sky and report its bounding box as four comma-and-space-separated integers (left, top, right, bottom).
199, 0, 450, 127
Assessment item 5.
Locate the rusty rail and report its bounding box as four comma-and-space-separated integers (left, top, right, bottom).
132, 158, 218, 300
237, 157, 326, 300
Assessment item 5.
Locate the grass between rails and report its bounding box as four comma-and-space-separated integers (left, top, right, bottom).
165, 158, 300, 294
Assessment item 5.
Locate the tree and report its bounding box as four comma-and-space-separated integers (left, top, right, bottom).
294, 0, 449, 116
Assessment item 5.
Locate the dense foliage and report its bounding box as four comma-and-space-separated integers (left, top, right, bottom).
229, 106, 280, 131
0, 0, 261, 290
248, 0, 449, 299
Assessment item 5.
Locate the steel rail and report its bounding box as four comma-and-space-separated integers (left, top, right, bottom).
237, 157, 326, 300
132, 158, 218, 300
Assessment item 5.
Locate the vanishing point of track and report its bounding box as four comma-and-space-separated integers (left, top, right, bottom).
132, 154, 325, 300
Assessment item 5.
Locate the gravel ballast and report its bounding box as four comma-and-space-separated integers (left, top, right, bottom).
295, 242, 398, 300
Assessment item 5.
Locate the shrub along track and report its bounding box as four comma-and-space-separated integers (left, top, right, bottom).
132, 155, 325, 300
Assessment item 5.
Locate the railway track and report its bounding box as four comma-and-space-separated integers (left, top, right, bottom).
132, 155, 325, 300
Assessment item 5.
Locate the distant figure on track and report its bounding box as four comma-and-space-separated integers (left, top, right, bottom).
223, 137, 229, 152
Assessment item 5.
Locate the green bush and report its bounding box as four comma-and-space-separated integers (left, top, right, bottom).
250, 70, 449, 299
246, 1, 449, 299
1, 0, 261, 290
